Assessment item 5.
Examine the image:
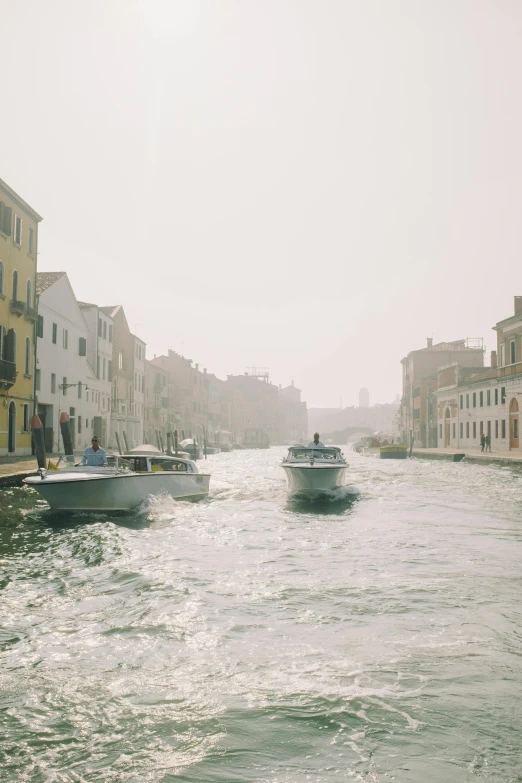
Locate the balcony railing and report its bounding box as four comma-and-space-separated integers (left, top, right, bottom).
0, 359, 16, 385
25, 305, 38, 322
10, 299, 26, 316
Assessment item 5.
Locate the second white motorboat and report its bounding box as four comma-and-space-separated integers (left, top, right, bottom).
24, 453, 210, 512
281, 445, 348, 495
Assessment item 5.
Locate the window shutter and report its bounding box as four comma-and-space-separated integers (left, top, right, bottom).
6, 329, 16, 363
36, 315, 44, 338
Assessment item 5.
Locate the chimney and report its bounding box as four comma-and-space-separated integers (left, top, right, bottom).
491, 350, 498, 369
195, 363, 199, 371
427, 337, 433, 349
204, 368, 207, 374
515, 297, 522, 315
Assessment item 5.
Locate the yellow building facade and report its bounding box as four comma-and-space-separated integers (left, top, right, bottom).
0, 178, 42, 455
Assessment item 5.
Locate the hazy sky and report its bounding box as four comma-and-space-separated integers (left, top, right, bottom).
3, 0, 522, 408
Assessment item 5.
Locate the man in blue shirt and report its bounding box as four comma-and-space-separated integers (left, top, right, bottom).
81, 436, 108, 466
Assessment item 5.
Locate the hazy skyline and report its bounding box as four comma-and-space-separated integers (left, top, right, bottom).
2, 0, 521, 408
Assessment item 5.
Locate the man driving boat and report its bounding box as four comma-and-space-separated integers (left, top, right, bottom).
81, 436, 108, 466
308, 432, 325, 447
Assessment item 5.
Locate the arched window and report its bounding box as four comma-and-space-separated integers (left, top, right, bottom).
6, 329, 16, 364
0, 260, 4, 295
25, 337, 31, 375
26, 279, 32, 308
12, 270, 18, 301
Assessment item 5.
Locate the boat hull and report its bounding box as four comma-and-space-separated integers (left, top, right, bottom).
24, 471, 210, 511
282, 464, 347, 494
380, 446, 408, 459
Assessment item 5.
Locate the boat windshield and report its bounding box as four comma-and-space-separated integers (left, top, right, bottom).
287, 447, 341, 461
150, 458, 188, 472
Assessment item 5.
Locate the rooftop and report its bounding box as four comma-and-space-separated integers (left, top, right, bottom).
36, 271, 65, 295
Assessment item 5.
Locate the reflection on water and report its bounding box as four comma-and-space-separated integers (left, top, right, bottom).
2, 449, 522, 781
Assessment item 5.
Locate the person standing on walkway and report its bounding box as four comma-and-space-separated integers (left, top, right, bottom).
485, 434, 492, 452
480, 433, 486, 452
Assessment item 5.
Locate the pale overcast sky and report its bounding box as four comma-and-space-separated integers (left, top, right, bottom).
2, 0, 521, 408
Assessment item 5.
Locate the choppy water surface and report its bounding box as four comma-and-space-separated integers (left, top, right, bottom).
2, 449, 522, 782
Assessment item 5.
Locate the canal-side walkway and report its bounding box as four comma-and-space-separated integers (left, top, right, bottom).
412, 446, 522, 467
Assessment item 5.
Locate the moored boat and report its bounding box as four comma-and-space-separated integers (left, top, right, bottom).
281, 445, 348, 495
24, 453, 210, 511
380, 444, 408, 459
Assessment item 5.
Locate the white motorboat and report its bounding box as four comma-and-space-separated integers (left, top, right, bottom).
24, 453, 210, 512
281, 445, 348, 495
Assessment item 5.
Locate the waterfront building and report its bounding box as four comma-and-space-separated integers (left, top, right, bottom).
400, 338, 484, 448
278, 382, 308, 443
0, 178, 41, 455
100, 305, 145, 449
226, 370, 279, 445
435, 298, 522, 451
78, 301, 113, 448
36, 273, 111, 453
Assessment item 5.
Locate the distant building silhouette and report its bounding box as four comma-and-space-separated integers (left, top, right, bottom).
359, 387, 369, 408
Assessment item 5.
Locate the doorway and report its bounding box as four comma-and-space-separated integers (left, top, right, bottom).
510, 398, 519, 449
8, 401, 16, 453
444, 407, 451, 447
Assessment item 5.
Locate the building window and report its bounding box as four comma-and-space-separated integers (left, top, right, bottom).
79, 337, 86, 356
23, 404, 30, 432
108, 324, 112, 342
12, 270, 18, 300
502, 419, 506, 438
24, 337, 31, 375
29, 227, 34, 255
103, 357, 106, 380
51, 373, 56, 393
0, 201, 12, 236
501, 387, 506, 404
63, 329, 68, 349
480, 421, 484, 435
511, 340, 516, 365
487, 390, 490, 406
466, 394, 469, 409
473, 422, 477, 439
495, 420, 498, 438
78, 416, 82, 434
36, 314, 44, 338
103, 321, 107, 340
473, 392, 476, 408
452, 423, 456, 438
118, 351, 123, 370
108, 360, 112, 382
487, 421, 491, 437
460, 423, 463, 438
515, 419, 519, 440
26, 279, 32, 308
98, 317, 102, 337
97, 355, 100, 378
35, 368, 40, 391
52, 323, 57, 344
466, 422, 470, 438
62, 377, 67, 395
479, 391, 483, 407
439, 424, 442, 439
495, 388, 498, 405
13, 214, 22, 246
460, 395, 463, 409
0, 260, 4, 295
85, 419, 88, 428
78, 381, 82, 399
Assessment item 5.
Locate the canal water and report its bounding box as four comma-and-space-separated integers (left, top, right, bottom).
1, 448, 522, 782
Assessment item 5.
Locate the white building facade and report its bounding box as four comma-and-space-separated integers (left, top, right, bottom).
36, 273, 111, 453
